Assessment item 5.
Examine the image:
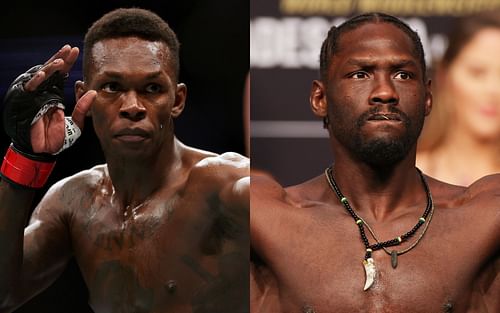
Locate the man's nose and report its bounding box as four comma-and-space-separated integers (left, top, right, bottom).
369, 75, 399, 106
119, 91, 146, 120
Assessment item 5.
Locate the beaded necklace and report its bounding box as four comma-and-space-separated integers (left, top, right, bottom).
324, 166, 434, 290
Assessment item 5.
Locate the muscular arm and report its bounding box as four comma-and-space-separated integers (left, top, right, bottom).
0, 181, 35, 299
0, 45, 93, 310
218, 153, 249, 241
215, 153, 250, 313
189, 152, 250, 313
249, 171, 288, 260
249, 172, 288, 313
0, 179, 73, 311
465, 174, 500, 310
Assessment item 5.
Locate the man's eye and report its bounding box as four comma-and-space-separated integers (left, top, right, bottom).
394, 72, 412, 80
101, 82, 120, 93
349, 72, 369, 79
145, 84, 162, 93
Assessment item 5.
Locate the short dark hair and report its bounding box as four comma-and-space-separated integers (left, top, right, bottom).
319, 12, 426, 82
83, 8, 180, 80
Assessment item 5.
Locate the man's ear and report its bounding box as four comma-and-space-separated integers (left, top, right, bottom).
310, 80, 328, 118
75, 80, 92, 116
172, 83, 187, 118
424, 79, 432, 116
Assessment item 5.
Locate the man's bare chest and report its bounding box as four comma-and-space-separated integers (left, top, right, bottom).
68, 195, 234, 312
253, 208, 495, 313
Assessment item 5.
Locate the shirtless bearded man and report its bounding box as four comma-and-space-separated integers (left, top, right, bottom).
251, 13, 499, 312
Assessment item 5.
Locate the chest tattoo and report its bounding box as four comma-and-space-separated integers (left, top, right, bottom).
91, 260, 154, 312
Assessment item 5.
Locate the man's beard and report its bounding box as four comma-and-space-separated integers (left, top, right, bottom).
352, 134, 414, 167
332, 106, 424, 167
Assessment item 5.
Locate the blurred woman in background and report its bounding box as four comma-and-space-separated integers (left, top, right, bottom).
417, 11, 500, 186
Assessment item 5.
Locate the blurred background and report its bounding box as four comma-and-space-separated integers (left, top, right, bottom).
250, 0, 500, 186
0, 0, 248, 311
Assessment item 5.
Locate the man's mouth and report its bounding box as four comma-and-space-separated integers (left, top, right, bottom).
114, 128, 150, 142
367, 113, 402, 121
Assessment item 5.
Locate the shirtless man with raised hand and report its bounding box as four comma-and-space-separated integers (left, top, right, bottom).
251, 13, 499, 313
0, 8, 249, 313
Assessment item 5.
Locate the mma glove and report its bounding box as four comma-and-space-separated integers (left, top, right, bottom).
1, 65, 81, 188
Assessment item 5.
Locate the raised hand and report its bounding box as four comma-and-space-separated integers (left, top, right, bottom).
1, 45, 96, 188
23, 45, 96, 154
29, 90, 95, 154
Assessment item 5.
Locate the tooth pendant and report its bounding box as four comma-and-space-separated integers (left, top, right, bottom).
391, 250, 398, 268
362, 258, 376, 291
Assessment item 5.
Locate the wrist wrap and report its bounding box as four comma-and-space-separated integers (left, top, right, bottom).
0, 145, 56, 189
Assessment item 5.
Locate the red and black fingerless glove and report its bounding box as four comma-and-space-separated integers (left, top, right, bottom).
1, 65, 66, 189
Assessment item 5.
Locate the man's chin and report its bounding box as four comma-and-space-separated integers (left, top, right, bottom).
354, 138, 410, 167
104, 144, 155, 161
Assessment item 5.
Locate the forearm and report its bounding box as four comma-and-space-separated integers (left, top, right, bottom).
0, 179, 35, 299
0, 48, 83, 307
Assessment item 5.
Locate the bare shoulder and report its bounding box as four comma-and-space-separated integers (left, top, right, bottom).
46, 164, 107, 196
181, 146, 249, 209
428, 173, 500, 243
32, 164, 108, 219
194, 150, 249, 172
464, 173, 500, 218
252, 171, 326, 208
251, 170, 287, 200
250, 173, 329, 274
250, 172, 287, 234
30, 162, 107, 224
188, 146, 249, 183
425, 174, 466, 205
466, 173, 500, 198
250, 171, 289, 254
427, 173, 500, 207
251, 172, 328, 235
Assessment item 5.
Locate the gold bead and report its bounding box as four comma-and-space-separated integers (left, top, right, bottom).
366, 248, 373, 253
341, 197, 348, 204
397, 237, 402, 243
356, 219, 363, 225
419, 217, 426, 223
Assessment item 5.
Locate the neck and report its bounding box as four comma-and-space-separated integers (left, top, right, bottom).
105, 136, 182, 210
330, 148, 424, 221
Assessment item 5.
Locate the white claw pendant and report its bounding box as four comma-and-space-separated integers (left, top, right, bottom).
362, 258, 376, 291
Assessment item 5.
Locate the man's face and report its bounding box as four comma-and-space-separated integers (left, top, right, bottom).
82, 37, 185, 159
322, 22, 431, 167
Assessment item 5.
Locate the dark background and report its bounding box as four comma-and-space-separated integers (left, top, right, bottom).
0, 0, 248, 311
